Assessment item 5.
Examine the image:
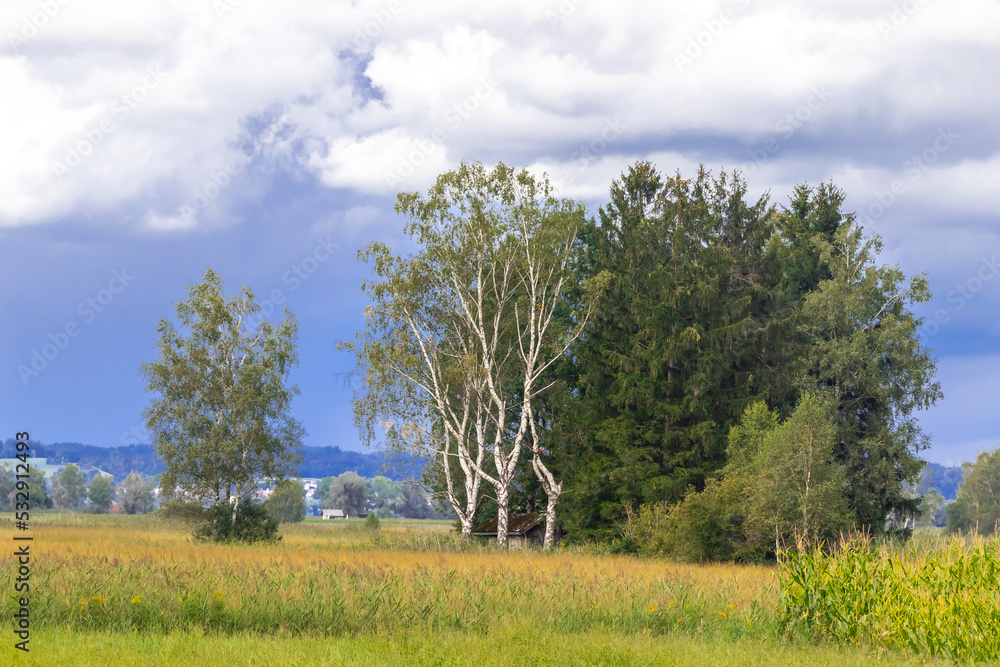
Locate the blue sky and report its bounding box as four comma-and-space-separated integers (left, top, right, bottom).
1, 0, 998, 466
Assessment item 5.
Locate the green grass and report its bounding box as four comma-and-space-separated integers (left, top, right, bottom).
0, 514, 967, 665
13, 627, 920, 666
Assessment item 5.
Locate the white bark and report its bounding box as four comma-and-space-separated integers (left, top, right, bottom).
528, 402, 561, 549
370, 167, 597, 548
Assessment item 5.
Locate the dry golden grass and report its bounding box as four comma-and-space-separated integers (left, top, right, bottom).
4, 513, 778, 638
26, 514, 775, 604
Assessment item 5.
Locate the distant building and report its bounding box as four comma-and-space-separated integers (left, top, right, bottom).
110, 503, 121, 514
472, 513, 545, 548
322, 509, 346, 520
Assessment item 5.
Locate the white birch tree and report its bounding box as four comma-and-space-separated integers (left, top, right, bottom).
140, 269, 304, 530
350, 162, 602, 547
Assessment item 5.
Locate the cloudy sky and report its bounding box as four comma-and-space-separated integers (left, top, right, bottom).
1, 0, 998, 466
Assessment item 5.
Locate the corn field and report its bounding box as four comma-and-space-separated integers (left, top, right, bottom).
778, 533, 1000, 663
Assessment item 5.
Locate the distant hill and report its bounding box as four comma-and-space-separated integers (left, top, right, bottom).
2, 437, 960, 498
0, 439, 423, 482
919, 462, 964, 500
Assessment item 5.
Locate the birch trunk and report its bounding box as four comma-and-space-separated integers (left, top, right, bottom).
543, 492, 558, 549
495, 485, 510, 548
459, 513, 475, 540
529, 412, 562, 549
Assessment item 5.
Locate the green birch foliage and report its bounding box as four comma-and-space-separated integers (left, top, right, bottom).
140, 268, 304, 510
635, 398, 850, 562
947, 447, 1000, 534
796, 223, 941, 533
265, 478, 306, 524
347, 161, 595, 537
745, 396, 850, 549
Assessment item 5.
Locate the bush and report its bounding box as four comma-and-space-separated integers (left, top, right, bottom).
364, 511, 381, 531
607, 537, 639, 555
634, 479, 734, 563
193, 502, 281, 544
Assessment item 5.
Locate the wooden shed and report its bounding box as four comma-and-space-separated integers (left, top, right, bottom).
472, 512, 545, 548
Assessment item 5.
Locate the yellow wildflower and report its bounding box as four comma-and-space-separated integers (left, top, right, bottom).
210, 590, 225, 604
648, 605, 656, 612
131, 595, 144, 605
677, 617, 684, 623
719, 611, 727, 619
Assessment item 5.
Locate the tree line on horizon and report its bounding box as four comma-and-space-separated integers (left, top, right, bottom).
0, 462, 156, 515
0, 438, 420, 483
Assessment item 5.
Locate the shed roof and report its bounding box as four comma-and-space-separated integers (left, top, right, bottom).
472, 512, 542, 536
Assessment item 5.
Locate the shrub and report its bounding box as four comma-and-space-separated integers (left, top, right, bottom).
364, 511, 381, 531
194, 502, 281, 544
634, 479, 733, 562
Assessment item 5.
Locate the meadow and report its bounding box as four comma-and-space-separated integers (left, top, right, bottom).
1, 514, 987, 665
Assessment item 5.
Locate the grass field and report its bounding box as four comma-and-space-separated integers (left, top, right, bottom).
0, 515, 961, 665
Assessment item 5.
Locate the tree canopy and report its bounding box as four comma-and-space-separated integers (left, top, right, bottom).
140, 268, 304, 535
547, 164, 939, 543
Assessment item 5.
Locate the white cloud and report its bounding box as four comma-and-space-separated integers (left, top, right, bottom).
0, 0, 998, 233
